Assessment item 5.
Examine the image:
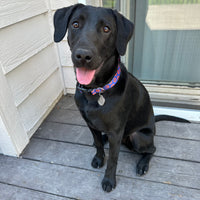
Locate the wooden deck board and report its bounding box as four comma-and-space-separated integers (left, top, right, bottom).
0, 183, 71, 200
0, 156, 200, 200
35, 121, 200, 162
0, 95, 200, 199
34, 121, 93, 145
36, 119, 200, 142
46, 109, 86, 126
22, 138, 200, 190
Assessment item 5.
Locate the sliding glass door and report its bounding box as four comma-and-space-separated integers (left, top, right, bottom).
102, 0, 200, 108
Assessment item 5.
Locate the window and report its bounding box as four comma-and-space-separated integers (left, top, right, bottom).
133, 0, 200, 86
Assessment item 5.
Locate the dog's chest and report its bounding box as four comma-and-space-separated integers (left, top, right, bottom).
85, 101, 117, 132
75, 92, 121, 132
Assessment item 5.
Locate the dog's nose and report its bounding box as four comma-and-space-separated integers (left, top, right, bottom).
74, 49, 93, 63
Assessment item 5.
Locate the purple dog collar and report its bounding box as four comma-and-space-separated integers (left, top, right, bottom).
77, 64, 121, 95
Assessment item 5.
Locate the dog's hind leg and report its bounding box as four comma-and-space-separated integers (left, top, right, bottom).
136, 152, 155, 176
126, 128, 156, 176
89, 127, 105, 168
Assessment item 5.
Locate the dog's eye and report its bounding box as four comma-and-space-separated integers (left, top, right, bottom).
103, 26, 110, 33
72, 22, 79, 28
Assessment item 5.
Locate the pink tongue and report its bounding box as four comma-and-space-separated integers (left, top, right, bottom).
76, 67, 96, 85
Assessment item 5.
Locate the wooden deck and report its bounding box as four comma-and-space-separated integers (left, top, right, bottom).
0, 94, 200, 200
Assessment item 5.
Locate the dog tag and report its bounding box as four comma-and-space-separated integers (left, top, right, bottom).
98, 94, 105, 106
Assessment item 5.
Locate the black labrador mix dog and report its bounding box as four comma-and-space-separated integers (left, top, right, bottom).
53, 4, 189, 192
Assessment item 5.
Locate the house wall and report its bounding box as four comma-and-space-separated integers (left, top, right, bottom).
0, 0, 79, 156
53, 0, 78, 94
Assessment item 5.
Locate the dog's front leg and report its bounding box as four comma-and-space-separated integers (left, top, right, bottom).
89, 127, 105, 168
102, 132, 122, 192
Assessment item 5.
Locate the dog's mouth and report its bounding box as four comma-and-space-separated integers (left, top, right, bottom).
75, 62, 104, 85
76, 67, 96, 85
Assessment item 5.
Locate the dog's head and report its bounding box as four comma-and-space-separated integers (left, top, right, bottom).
54, 4, 134, 86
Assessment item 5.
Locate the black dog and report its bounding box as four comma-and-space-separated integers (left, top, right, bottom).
53, 4, 189, 192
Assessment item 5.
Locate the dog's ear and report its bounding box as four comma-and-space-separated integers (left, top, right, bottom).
113, 10, 134, 56
53, 4, 84, 42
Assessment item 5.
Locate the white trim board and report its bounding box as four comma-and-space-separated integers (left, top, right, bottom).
153, 106, 200, 123
0, 116, 16, 156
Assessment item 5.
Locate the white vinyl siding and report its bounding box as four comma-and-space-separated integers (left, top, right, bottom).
0, 0, 77, 156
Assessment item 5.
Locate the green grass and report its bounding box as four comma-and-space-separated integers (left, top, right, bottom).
149, 0, 200, 5
102, 0, 117, 8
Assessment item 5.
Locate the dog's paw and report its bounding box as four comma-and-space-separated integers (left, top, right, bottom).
136, 162, 149, 176
101, 177, 116, 192
91, 155, 104, 168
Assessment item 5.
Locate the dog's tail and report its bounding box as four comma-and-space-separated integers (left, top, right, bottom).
155, 115, 190, 123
